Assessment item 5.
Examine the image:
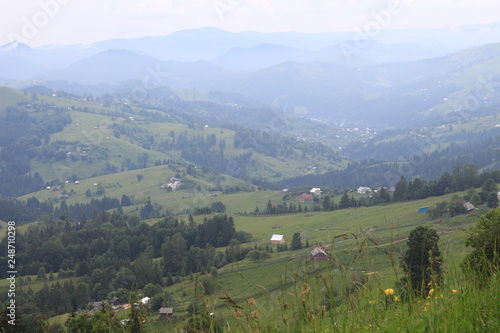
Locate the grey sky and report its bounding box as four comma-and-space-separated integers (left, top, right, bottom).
1, 0, 499, 47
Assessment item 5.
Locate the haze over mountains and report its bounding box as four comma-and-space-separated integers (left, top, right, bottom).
1, 24, 500, 127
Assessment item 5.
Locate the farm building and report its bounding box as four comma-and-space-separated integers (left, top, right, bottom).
462, 201, 475, 212
109, 297, 121, 306
299, 193, 313, 202
357, 187, 372, 194
270, 234, 285, 244
311, 247, 328, 262
159, 307, 174, 320
310, 188, 322, 196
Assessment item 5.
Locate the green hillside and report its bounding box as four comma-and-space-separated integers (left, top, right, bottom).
142, 195, 491, 332
25, 193, 493, 332
0, 86, 344, 193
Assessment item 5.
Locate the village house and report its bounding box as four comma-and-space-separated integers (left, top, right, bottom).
167, 180, 181, 190
109, 297, 120, 306
159, 307, 174, 320
310, 188, 322, 196
357, 187, 372, 194
462, 200, 475, 212
270, 234, 285, 244
110, 297, 121, 307
299, 193, 313, 202
311, 247, 328, 262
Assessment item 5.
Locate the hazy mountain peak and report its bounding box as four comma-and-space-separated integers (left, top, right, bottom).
0, 41, 31, 52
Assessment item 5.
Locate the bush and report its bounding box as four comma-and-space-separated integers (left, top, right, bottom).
143, 283, 163, 297
400, 226, 442, 298
462, 208, 500, 277
246, 250, 271, 262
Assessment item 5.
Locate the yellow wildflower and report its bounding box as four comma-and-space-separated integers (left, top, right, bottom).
452, 289, 457, 294
428, 288, 435, 297
384, 288, 395, 296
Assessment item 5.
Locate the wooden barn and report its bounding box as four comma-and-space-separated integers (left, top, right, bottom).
311, 247, 328, 262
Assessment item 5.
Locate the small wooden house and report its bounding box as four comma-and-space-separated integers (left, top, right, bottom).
159, 307, 174, 320
270, 234, 285, 244
311, 247, 328, 262
463, 201, 475, 212
110, 297, 121, 306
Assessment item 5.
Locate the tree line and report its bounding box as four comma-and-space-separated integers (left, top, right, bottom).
0, 212, 251, 320
279, 135, 500, 190
0, 106, 71, 197
259, 163, 500, 215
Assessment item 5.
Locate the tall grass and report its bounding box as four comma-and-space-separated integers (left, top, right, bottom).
181, 235, 499, 333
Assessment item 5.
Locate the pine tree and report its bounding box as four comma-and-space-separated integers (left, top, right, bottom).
291, 233, 303, 250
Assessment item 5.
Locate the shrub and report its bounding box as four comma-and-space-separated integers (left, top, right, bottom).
400, 226, 442, 298
462, 207, 500, 277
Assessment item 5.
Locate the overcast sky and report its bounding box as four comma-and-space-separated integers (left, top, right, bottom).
1, 0, 499, 47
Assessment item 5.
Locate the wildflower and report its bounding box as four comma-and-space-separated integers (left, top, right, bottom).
426, 302, 430, 306
235, 311, 244, 318
428, 288, 435, 297
452, 289, 457, 294
301, 283, 311, 297
394, 296, 400, 302
247, 298, 257, 306
421, 306, 426, 311
251, 310, 259, 318
384, 288, 395, 296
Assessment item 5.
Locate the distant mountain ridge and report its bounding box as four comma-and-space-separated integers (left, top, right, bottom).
1, 25, 500, 127
5, 42, 498, 127
2, 23, 500, 79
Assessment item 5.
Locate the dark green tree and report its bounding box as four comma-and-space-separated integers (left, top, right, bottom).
487, 192, 499, 208
393, 176, 407, 201
448, 199, 467, 217
291, 232, 303, 250
400, 226, 442, 298
210, 201, 226, 213
462, 208, 500, 277
128, 288, 146, 333
339, 191, 350, 209
322, 195, 331, 211
36, 267, 47, 281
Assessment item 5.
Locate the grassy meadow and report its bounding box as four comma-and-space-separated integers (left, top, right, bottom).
102, 195, 496, 332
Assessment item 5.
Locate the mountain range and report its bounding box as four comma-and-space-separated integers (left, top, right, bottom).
1, 25, 500, 127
